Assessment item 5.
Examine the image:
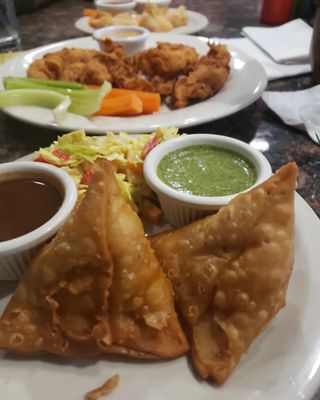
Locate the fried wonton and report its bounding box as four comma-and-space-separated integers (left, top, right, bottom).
151, 163, 297, 383
100, 161, 189, 358
0, 162, 114, 356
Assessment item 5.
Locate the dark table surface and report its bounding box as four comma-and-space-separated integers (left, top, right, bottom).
0, 0, 319, 397
1, 0, 319, 218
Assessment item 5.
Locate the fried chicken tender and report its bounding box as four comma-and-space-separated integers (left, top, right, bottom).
27, 44, 152, 89
150, 75, 176, 96
206, 43, 232, 67
27, 41, 230, 108
60, 62, 87, 82
172, 43, 231, 108
28, 59, 54, 79
95, 47, 155, 92
100, 38, 128, 60
28, 48, 112, 84
173, 61, 230, 108
136, 42, 198, 80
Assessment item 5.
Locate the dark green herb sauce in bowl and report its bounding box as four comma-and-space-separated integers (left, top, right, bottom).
143, 134, 272, 227
157, 145, 257, 197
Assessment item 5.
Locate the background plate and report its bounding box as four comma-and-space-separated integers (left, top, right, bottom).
0, 34, 267, 134
74, 9, 209, 35
0, 193, 320, 399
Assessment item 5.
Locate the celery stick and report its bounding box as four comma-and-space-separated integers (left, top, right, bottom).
52, 96, 72, 124
4, 77, 97, 98
2, 79, 111, 116
3, 76, 87, 90
0, 89, 71, 123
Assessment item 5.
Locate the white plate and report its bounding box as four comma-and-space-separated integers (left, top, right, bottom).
0, 34, 267, 134
74, 9, 209, 35
0, 193, 320, 399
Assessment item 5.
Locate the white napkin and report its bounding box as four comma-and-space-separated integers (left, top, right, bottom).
218, 37, 311, 80
262, 85, 320, 144
242, 19, 313, 64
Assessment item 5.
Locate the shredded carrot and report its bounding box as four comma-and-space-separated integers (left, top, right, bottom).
95, 93, 143, 116
106, 88, 161, 114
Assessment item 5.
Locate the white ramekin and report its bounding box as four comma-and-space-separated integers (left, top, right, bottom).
93, 25, 149, 55
135, 0, 171, 13
94, 0, 137, 14
143, 134, 272, 227
0, 161, 77, 280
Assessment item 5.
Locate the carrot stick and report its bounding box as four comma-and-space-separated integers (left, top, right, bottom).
106, 88, 161, 114
83, 8, 99, 17
95, 93, 143, 116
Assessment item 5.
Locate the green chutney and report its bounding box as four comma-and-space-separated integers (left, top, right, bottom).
157, 145, 257, 197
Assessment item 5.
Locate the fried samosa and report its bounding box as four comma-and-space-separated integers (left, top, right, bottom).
0, 160, 188, 360
151, 163, 297, 383
0, 162, 114, 356
100, 161, 189, 359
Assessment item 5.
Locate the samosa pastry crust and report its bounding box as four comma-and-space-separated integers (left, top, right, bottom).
101, 161, 189, 359
0, 160, 188, 360
0, 162, 114, 356
151, 163, 297, 383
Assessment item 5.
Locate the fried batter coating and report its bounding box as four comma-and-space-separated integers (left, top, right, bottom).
0, 161, 189, 361
28, 59, 54, 79
89, 11, 138, 29
0, 162, 114, 356
27, 41, 231, 108
173, 60, 230, 108
116, 76, 155, 92
100, 38, 127, 60
139, 8, 173, 32
172, 43, 231, 108
28, 48, 113, 85
206, 43, 232, 67
136, 42, 198, 79
150, 75, 176, 96
59, 62, 86, 82
100, 161, 189, 359
168, 5, 189, 27
89, 11, 114, 29
151, 163, 297, 383
88, 4, 188, 32
85, 374, 119, 400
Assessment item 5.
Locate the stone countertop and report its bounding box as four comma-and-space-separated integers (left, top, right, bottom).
0, 0, 319, 398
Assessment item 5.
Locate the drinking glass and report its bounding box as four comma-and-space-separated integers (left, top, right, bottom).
0, 0, 21, 52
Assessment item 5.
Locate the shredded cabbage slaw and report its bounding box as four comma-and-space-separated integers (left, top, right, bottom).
33, 127, 181, 211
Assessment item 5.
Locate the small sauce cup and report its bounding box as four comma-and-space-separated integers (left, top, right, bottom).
94, 0, 137, 15
0, 161, 77, 280
94, 25, 149, 55
144, 134, 272, 227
